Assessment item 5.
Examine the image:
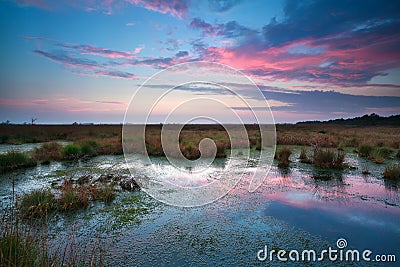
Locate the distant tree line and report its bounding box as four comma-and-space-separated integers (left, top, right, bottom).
297, 113, 400, 126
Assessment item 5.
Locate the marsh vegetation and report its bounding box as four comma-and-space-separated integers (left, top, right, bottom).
0, 123, 399, 265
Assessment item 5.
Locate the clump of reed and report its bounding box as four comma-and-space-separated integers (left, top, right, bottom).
0, 150, 36, 173
2, 203, 113, 266
92, 185, 115, 203
1, 174, 115, 267
79, 140, 99, 156
60, 140, 103, 160
61, 144, 82, 160
0, 231, 44, 266
58, 180, 90, 211
358, 144, 373, 158
299, 147, 312, 164
357, 144, 393, 164
179, 141, 200, 159
18, 180, 116, 217
33, 142, 63, 162
383, 164, 400, 180
312, 147, 346, 169
19, 189, 55, 219
275, 146, 292, 167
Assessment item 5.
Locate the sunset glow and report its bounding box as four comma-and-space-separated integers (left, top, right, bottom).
1, 0, 399, 123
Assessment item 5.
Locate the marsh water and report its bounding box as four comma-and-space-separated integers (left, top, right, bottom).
0, 144, 399, 266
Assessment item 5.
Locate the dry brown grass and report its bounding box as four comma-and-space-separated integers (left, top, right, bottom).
276, 124, 400, 149
1, 124, 399, 158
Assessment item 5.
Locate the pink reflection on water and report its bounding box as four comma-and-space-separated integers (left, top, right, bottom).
258, 164, 400, 208
263, 190, 400, 216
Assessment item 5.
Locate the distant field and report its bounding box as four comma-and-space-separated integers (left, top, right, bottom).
0, 124, 399, 149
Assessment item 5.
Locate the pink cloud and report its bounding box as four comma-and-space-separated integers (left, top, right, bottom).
96, 101, 127, 105
60, 43, 143, 59
32, 99, 48, 104
197, 32, 400, 86
0, 96, 127, 115
13, 0, 190, 18
126, 0, 189, 19
14, 0, 53, 10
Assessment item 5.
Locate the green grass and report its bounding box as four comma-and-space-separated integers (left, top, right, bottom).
358, 144, 373, 158
61, 144, 81, 159
312, 148, 346, 169
17, 181, 117, 216
275, 146, 292, 167
374, 147, 393, 158
383, 164, 400, 180
0, 234, 43, 266
357, 144, 394, 163
369, 149, 385, 164
2, 205, 112, 267
79, 140, 99, 156
0, 150, 37, 173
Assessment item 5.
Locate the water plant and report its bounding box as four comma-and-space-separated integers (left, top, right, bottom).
58, 180, 89, 211
0, 233, 43, 266
358, 144, 373, 158
1, 175, 115, 266
19, 189, 55, 219
215, 141, 227, 158
275, 146, 292, 167
369, 149, 384, 164
0, 150, 36, 173
33, 142, 63, 162
383, 164, 400, 180
312, 148, 346, 169
93, 185, 115, 203
180, 141, 200, 159
61, 144, 81, 159
374, 147, 393, 158
299, 147, 312, 163
361, 166, 371, 175
80, 140, 99, 156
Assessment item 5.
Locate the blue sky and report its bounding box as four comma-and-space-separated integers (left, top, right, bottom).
0, 0, 399, 123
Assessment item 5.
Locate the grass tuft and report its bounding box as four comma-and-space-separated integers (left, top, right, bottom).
358, 144, 373, 158
79, 140, 99, 156
299, 147, 312, 163
275, 146, 292, 167
33, 142, 63, 162
383, 164, 400, 180
61, 144, 81, 159
0, 150, 36, 172
312, 148, 346, 169
19, 189, 55, 219
0, 234, 41, 266
93, 185, 115, 203
58, 180, 89, 211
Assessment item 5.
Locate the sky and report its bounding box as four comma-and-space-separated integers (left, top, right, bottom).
0, 0, 399, 124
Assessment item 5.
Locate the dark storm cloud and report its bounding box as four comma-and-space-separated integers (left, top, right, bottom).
262, 0, 400, 46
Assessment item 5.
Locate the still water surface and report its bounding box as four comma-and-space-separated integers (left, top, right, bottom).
0, 145, 398, 266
